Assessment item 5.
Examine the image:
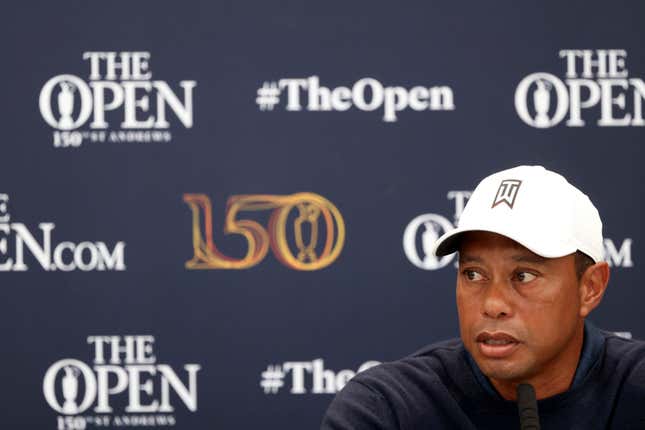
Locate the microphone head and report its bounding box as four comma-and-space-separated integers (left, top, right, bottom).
517, 383, 536, 404
517, 383, 540, 430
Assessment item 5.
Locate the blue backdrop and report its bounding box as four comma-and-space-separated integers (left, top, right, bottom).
3, 1, 643, 428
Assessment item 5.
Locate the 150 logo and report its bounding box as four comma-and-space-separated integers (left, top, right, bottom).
39, 51, 196, 147
183, 193, 345, 270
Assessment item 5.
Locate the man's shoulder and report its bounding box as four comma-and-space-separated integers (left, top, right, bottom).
601, 331, 645, 363
321, 339, 475, 429
601, 332, 645, 381
350, 337, 467, 393
408, 337, 464, 357
596, 332, 645, 426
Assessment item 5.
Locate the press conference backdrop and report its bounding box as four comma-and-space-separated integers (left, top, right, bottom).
2, 1, 644, 428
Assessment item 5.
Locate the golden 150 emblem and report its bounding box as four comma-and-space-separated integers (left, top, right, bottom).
183, 193, 345, 271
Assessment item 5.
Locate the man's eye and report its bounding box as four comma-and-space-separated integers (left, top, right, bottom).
515, 272, 537, 283
463, 270, 484, 281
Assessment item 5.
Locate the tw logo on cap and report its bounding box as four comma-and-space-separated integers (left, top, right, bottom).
492, 179, 522, 209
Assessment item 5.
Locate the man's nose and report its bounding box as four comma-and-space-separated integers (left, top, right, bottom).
482, 280, 513, 319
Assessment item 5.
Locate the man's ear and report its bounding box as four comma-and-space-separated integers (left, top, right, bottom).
579, 262, 610, 318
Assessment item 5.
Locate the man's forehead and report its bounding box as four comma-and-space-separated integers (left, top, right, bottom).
457, 231, 548, 262
459, 252, 548, 265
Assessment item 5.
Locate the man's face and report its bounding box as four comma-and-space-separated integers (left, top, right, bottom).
456, 231, 584, 385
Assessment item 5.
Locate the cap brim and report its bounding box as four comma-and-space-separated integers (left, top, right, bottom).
432, 226, 579, 260
432, 227, 470, 257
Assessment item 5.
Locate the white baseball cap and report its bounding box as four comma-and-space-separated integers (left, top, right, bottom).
432, 165, 604, 262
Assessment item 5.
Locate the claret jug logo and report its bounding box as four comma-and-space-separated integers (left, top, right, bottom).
39, 51, 196, 147
515, 49, 645, 128
0, 194, 125, 272
403, 191, 471, 270
183, 193, 345, 271
43, 335, 201, 429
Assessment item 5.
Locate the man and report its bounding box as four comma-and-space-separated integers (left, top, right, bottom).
321, 166, 645, 429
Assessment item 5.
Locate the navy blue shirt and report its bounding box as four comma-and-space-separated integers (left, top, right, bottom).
321, 323, 645, 429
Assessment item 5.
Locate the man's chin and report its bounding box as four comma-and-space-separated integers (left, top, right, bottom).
474, 355, 531, 383
482, 366, 527, 382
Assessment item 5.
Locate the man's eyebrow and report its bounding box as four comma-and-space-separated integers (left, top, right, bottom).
458, 254, 483, 264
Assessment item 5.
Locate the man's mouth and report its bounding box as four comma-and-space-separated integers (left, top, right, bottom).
475, 332, 520, 358
483, 339, 515, 345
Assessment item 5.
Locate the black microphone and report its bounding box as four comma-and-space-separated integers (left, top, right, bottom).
517, 383, 540, 430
